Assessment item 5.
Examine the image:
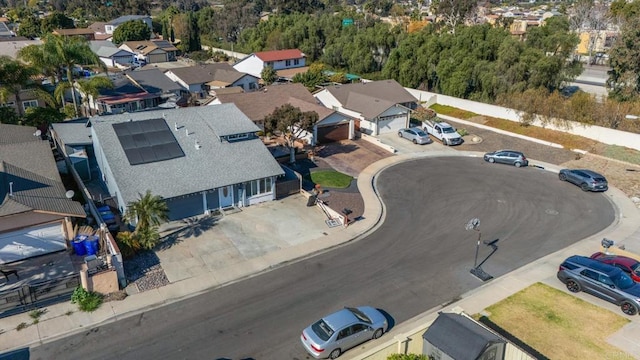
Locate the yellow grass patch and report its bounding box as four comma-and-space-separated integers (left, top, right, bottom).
479, 283, 632, 359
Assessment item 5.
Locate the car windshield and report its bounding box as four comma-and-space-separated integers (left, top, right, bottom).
441, 127, 456, 134
612, 272, 635, 290
631, 263, 640, 275
311, 319, 334, 341
416, 130, 427, 136
347, 307, 372, 324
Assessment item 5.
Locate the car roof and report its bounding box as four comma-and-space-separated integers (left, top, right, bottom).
565, 255, 621, 275
323, 308, 358, 330
593, 252, 639, 266
494, 149, 522, 154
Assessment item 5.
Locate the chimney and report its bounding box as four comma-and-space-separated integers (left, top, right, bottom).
195, 140, 201, 149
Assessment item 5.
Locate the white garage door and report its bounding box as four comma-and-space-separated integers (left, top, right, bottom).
0, 223, 65, 264
378, 115, 407, 134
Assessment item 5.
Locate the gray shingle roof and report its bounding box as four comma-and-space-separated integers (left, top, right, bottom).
91, 104, 284, 205
422, 313, 504, 360
90, 40, 124, 58
127, 69, 184, 94
323, 80, 417, 119
51, 122, 93, 146
107, 15, 150, 26
168, 63, 246, 85
0, 141, 85, 217
0, 124, 40, 144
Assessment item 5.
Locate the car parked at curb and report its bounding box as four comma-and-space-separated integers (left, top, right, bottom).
301, 306, 388, 359
557, 255, 640, 315
558, 169, 608, 192
591, 252, 640, 282
398, 127, 432, 145
483, 150, 528, 167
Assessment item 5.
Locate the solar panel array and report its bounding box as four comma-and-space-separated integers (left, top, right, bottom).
112, 118, 185, 165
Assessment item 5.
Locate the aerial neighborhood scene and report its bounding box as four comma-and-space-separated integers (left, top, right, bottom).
2, 0, 640, 358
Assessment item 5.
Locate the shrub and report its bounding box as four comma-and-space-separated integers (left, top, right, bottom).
71, 286, 103, 312
457, 128, 469, 136
387, 354, 428, 360
29, 308, 47, 324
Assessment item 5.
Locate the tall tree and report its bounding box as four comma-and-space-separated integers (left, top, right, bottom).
0, 56, 38, 117
261, 66, 277, 85
112, 20, 152, 45
264, 104, 318, 163
73, 76, 114, 116
608, 16, 640, 101
40, 12, 75, 34
431, 0, 478, 33
18, 34, 104, 117
17, 15, 42, 39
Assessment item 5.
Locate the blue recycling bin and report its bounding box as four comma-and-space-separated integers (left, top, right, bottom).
73, 236, 87, 256
84, 236, 99, 256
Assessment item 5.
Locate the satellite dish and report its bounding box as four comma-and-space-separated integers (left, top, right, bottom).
65, 190, 75, 199
34, 129, 42, 137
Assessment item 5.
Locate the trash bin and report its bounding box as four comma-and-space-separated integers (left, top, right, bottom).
73, 236, 87, 256
306, 194, 317, 207
84, 236, 99, 256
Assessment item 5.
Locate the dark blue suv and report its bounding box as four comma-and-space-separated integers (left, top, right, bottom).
558, 255, 640, 315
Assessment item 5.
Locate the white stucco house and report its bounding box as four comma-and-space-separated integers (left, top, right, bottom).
233, 49, 306, 79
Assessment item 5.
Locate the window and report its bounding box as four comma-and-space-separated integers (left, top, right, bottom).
285, 60, 291, 66
22, 100, 38, 111
227, 133, 249, 141
245, 177, 273, 197
581, 269, 599, 281
294, 59, 300, 65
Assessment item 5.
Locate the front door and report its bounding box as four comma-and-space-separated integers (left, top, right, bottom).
219, 185, 234, 208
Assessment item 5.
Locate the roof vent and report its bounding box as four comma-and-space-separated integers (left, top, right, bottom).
185, 128, 189, 136
174, 122, 178, 131
195, 140, 201, 149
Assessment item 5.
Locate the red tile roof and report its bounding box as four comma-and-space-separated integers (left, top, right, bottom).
254, 49, 305, 62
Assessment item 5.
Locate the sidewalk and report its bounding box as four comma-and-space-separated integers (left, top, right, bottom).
1, 151, 639, 358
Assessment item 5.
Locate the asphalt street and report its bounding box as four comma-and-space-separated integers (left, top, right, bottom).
29, 157, 614, 360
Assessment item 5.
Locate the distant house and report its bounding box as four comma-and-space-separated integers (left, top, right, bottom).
0, 21, 15, 38
211, 83, 353, 144
314, 79, 418, 135
53, 28, 95, 40
0, 39, 42, 60
84, 77, 162, 115
89, 40, 136, 68
104, 15, 152, 35
91, 105, 284, 221
0, 124, 85, 264
422, 312, 508, 360
0, 89, 44, 116
233, 49, 306, 79
119, 39, 179, 64
126, 68, 187, 107
164, 63, 259, 99
88, 21, 111, 41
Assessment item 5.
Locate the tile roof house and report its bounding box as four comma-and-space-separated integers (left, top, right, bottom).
422, 312, 508, 360
105, 15, 152, 35
89, 41, 136, 68
211, 83, 354, 144
314, 79, 418, 135
233, 49, 306, 79
0, 124, 85, 264
91, 104, 284, 221
164, 63, 259, 99
119, 39, 179, 64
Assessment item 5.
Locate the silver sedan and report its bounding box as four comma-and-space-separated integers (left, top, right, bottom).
398, 127, 432, 144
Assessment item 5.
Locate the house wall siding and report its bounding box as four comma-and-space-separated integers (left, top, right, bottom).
231, 75, 259, 92
233, 55, 264, 78
91, 126, 126, 215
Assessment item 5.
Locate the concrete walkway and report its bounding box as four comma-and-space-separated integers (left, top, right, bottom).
1, 151, 640, 359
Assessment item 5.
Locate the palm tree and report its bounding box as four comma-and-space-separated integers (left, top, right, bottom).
0, 56, 38, 117
18, 34, 105, 117
67, 76, 113, 116
124, 190, 169, 250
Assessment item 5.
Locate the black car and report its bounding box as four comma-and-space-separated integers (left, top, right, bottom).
483, 150, 528, 168
558, 169, 608, 192
557, 255, 640, 315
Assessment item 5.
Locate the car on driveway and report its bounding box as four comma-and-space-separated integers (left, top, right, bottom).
558, 169, 608, 192
591, 252, 640, 282
398, 127, 432, 145
557, 255, 640, 315
301, 306, 388, 359
483, 150, 528, 167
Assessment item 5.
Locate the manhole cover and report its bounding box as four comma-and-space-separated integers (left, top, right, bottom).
545, 209, 559, 215
325, 219, 342, 228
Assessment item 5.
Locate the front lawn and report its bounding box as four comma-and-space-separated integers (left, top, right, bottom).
476, 282, 633, 359
308, 170, 353, 188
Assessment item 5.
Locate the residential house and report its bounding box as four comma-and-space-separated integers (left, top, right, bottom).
91, 105, 284, 221
422, 312, 508, 360
0, 21, 15, 38
233, 49, 307, 79
104, 15, 152, 35
211, 83, 354, 144
0, 124, 85, 264
52, 28, 96, 40
50, 119, 94, 181
119, 39, 179, 64
126, 68, 188, 107
0, 39, 42, 60
164, 63, 259, 99
88, 22, 111, 41
314, 79, 418, 135
0, 89, 44, 117
84, 76, 162, 115
89, 40, 136, 68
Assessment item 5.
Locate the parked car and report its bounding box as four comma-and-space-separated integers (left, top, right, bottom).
398, 127, 432, 145
558, 169, 608, 192
591, 252, 640, 282
422, 120, 463, 146
301, 306, 388, 359
557, 255, 640, 315
483, 150, 528, 167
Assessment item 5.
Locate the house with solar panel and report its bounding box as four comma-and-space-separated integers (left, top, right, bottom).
90, 104, 284, 221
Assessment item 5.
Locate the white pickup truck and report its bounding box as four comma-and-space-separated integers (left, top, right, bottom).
422, 119, 464, 146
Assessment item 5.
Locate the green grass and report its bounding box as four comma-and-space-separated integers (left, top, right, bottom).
429, 104, 477, 119
309, 170, 353, 188
602, 145, 640, 165
476, 282, 633, 359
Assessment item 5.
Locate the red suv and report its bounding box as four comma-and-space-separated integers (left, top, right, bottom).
591, 252, 640, 282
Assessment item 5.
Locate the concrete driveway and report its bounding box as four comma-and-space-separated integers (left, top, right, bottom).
377, 131, 457, 154
315, 138, 393, 177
